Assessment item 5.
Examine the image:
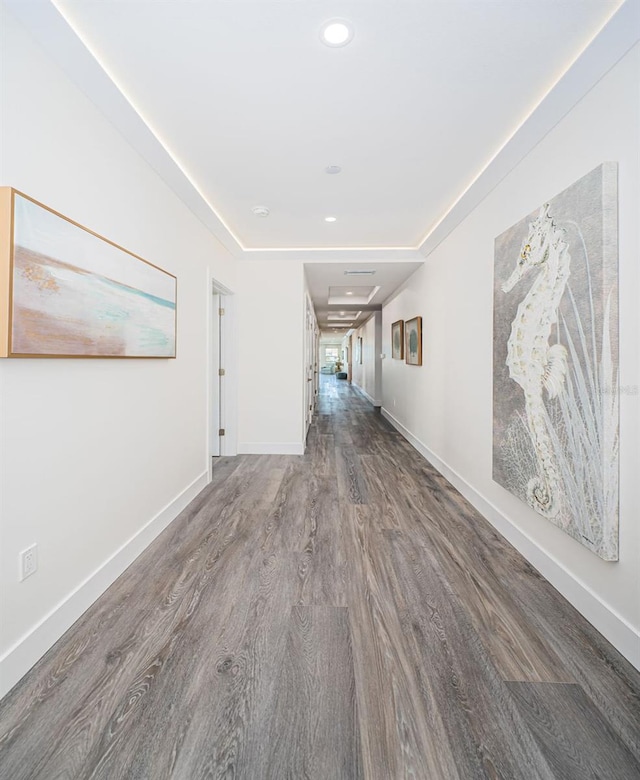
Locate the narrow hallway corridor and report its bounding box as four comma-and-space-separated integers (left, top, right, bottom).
1, 376, 639, 779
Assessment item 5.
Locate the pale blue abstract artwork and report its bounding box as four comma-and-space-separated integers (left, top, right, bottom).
10, 193, 176, 358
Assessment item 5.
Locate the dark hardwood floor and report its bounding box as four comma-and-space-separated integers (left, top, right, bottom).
1, 376, 639, 779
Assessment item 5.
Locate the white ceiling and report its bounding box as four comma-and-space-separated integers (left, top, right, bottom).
43, 0, 621, 252
306, 261, 423, 333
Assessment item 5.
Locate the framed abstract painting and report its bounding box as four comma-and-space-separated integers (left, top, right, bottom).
0, 188, 177, 358
405, 316, 422, 366
391, 319, 404, 359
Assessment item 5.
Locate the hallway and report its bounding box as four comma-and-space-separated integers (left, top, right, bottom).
1, 377, 639, 779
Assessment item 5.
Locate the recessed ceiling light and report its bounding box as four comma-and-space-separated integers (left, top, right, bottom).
325, 216, 337, 223
325, 165, 342, 175
320, 19, 354, 48
252, 205, 270, 217
346, 291, 353, 295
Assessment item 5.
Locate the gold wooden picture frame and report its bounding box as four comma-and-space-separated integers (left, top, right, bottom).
405, 316, 422, 366
0, 188, 177, 358
391, 319, 404, 359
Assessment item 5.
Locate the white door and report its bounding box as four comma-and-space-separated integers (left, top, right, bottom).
314, 328, 320, 402
211, 293, 222, 457
217, 293, 227, 455
305, 298, 317, 435
212, 290, 232, 456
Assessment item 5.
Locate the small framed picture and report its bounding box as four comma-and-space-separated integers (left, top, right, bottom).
391, 320, 404, 359
405, 316, 422, 365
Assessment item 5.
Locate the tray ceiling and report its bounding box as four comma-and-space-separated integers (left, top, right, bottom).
36, 0, 622, 251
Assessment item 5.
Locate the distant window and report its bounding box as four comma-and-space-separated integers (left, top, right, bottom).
325, 347, 340, 362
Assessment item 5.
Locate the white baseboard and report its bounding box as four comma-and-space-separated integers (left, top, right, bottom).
238, 442, 305, 455
0, 470, 210, 699
351, 382, 381, 408
381, 407, 640, 670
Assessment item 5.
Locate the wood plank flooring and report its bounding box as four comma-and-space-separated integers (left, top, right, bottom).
1, 375, 639, 779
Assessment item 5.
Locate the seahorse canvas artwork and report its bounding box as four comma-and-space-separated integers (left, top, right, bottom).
493, 163, 619, 560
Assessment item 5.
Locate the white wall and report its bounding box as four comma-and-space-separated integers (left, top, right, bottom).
0, 9, 236, 695
351, 331, 364, 388
382, 43, 640, 667
351, 313, 382, 406
236, 260, 305, 454
373, 312, 383, 404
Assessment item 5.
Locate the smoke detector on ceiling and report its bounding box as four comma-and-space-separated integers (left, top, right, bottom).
325, 165, 342, 175
252, 205, 270, 217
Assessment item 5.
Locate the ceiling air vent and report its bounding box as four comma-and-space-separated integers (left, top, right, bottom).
344, 269, 376, 276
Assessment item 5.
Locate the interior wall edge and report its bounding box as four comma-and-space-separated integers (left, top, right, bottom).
418, 0, 640, 260
380, 407, 640, 671
351, 381, 381, 408
2, 0, 244, 259
0, 469, 210, 699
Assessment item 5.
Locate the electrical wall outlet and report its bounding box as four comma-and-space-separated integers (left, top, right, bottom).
20, 544, 38, 581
